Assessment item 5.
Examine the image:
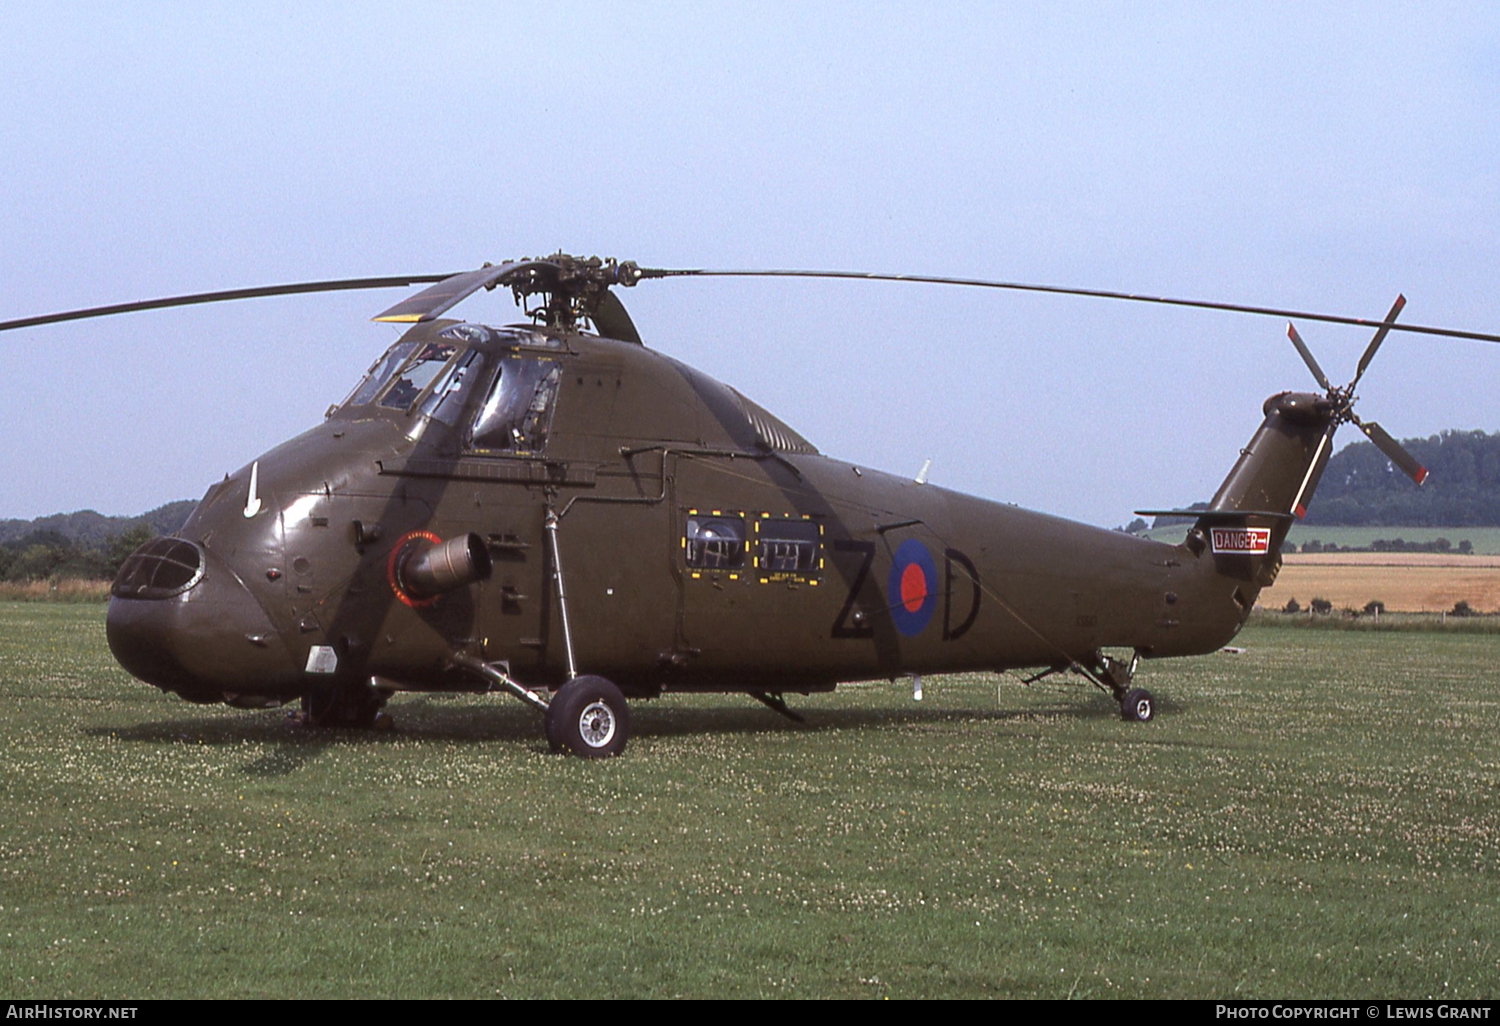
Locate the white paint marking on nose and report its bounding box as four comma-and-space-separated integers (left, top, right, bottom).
243, 461, 262, 518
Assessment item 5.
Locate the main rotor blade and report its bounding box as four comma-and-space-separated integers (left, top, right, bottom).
372, 261, 534, 323
1349, 293, 1406, 390
0, 274, 459, 334
644, 268, 1500, 345
12, 260, 1500, 350
1355, 418, 1429, 485
1286, 323, 1333, 392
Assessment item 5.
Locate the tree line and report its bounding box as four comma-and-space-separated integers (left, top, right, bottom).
1304, 429, 1500, 526
0, 501, 194, 583
0, 525, 157, 582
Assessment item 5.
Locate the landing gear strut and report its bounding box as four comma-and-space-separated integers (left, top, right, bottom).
450, 653, 633, 757
448, 513, 633, 757
1084, 650, 1155, 722
748, 691, 806, 723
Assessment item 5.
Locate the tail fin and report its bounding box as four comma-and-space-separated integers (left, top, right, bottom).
1208, 391, 1335, 524
1190, 390, 1335, 596
1139, 390, 1334, 611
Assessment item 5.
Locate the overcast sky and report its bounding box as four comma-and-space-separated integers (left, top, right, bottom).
3, 3, 1497, 526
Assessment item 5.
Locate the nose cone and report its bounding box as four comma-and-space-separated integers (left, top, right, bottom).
107, 538, 301, 703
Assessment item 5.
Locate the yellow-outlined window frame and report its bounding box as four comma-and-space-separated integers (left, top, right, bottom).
682, 508, 749, 581
751, 512, 824, 586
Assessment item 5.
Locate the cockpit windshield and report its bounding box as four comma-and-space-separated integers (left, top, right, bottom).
341, 341, 418, 408
340, 339, 470, 414
337, 326, 565, 441
378, 342, 458, 410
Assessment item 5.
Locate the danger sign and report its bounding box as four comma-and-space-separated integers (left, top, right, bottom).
1210, 526, 1272, 554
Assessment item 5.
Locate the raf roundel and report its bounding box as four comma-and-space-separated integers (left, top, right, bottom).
887, 538, 938, 636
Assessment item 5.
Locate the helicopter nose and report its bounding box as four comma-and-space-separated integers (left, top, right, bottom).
107, 538, 300, 703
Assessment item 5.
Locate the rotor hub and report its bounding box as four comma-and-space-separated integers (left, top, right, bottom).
508, 253, 643, 330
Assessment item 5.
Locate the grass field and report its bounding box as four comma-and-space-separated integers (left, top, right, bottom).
1, 603, 1497, 998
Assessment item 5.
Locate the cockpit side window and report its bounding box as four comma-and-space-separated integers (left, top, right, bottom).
468, 357, 561, 454
417, 348, 483, 426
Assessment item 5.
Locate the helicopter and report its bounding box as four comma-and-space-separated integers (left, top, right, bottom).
1, 254, 1478, 757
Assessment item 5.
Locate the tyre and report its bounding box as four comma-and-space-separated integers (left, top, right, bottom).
1120, 687, 1155, 722
545, 675, 630, 758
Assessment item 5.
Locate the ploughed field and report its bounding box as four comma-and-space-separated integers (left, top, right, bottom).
1266, 552, 1500, 613
0, 603, 1496, 998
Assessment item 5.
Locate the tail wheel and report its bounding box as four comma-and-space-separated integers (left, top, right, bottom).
546, 675, 630, 758
1120, 687, 1155, 722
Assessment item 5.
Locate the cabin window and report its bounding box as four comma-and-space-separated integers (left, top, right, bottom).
754, 517, 820, 573
468, 356, 561, 454
379, 342, 459, 411
684, 513, 746, 569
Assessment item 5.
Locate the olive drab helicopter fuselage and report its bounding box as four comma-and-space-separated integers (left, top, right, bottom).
6, 255, 1455, 756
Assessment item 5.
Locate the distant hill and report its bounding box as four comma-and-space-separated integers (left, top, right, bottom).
1305, 429, 1500, 526
0, 500, 196, 549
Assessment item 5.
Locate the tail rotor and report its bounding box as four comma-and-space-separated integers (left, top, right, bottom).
1286, 294, 1428, 488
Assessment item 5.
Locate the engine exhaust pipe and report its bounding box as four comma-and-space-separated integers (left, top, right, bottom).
396, 533, 493, 599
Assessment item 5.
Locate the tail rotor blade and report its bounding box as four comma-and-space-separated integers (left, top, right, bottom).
1356, 418, 1429, 485
1287, 323, 1333, 392
1350, 293, 1406, 390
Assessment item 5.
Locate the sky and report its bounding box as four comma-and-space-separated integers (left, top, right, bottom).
3, 3, 1498, 527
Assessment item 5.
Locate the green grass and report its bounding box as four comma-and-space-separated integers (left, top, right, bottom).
1, 603, 1497, 998
1142, 524, 1500, 553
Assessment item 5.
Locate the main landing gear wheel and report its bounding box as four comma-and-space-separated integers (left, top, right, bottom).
546, 675, 630, 758
1120, 687, 1155, 722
